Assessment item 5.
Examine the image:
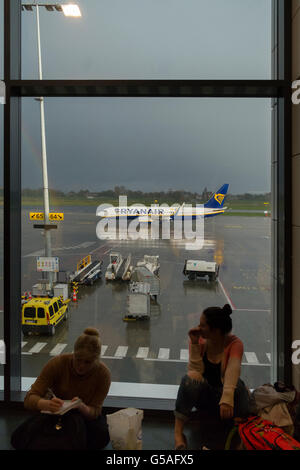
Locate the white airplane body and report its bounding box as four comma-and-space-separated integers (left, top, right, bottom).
97, 185, 229, 222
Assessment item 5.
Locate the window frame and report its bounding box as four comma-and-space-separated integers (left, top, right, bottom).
2, 0, 292, 405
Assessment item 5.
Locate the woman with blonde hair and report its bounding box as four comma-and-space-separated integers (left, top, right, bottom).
19, 327, 111, 450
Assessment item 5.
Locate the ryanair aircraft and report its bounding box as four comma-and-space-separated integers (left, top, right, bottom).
97, 184, 229, 221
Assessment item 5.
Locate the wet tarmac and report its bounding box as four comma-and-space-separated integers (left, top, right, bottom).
17, 207, 272, 390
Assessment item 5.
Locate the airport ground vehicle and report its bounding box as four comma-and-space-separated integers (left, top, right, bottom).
183, 260, 219, 281
105, 252, 132, 281
22, 296, 69, 336
136, 255, 160, 275
69, 255, 102, 286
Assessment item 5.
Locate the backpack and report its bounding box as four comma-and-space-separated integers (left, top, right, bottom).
238, 416, 300, 451
11, 410, 87, 450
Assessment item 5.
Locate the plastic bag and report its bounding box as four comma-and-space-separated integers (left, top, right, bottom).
107, 407, 143, 450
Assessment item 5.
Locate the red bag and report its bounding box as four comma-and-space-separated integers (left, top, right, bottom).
238, 416, 300, 450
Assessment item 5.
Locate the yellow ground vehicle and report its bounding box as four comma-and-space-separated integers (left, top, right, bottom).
22, 297, 69, 336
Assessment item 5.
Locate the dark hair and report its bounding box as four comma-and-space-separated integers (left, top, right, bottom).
203, 304, 232, 335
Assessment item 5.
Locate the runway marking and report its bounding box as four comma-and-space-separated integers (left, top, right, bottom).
18, 341, 272, 367
180, 349, 189, 361
244, 352, 259, 364
241, 362, 271, 367
217, 279, 236, 310
90, 245, 112, 256
115, 346, 128, 358
101, 356, 123, 360
136, 347, 149, 359
235, 309, 271, 312
24, 241, 96, 257
49, 343, 67, 356
28, 342, 47, 354
233, 286, 270, 292
158, 348, 170, 360
144, 358, 187, 363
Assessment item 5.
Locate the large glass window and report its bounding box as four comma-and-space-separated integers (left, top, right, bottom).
0, 0, 3, 79
0, 105, 3, 388
21, 0, 271, 80
21, 97, 272, 396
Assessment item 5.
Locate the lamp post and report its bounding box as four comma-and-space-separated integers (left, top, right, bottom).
22, 3, 81, 292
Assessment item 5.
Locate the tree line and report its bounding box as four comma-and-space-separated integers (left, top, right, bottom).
18, 187, 271, 203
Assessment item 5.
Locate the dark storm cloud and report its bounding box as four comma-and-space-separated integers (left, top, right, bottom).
1, 0, 272, 194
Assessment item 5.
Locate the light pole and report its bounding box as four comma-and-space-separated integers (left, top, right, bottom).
22, 3, 81, 292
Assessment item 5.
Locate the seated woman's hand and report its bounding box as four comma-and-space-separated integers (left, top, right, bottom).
38, 397, 64, 413
187, 370, 203, 383
219, 403, 234, 420
72, 396, 92, 418
188, 326, 201, 344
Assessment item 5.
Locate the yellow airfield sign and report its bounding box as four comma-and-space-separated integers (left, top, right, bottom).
49, 213, 64, 221
30, 212, 64, 221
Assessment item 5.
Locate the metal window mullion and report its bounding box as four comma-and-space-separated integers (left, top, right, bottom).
3, 0, 22, 402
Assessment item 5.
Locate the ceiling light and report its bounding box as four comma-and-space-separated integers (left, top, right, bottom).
61, 4, 82, 17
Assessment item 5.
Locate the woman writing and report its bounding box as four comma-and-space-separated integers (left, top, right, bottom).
21, 327, 111, 450
174, 304, 250, 450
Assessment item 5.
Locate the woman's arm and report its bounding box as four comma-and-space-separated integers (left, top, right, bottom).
187, 327, 205, 382
24, 357, 61, 411
219, 356, 241, 408
74, 366, 112, 420
37, 397, 64, 413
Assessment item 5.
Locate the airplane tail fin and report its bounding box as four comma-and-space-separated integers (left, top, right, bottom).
204, 184, 229, 209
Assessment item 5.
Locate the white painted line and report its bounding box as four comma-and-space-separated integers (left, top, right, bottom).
180, 349, 189, 361
136, 347, 149, 359
235, 309, 271, 312
144, 358, 188, 363
90, 243, 114, 256
49, 343, 67, 356
0, 340, 5, 364
158, 348, 170, 360
101, 345, 108, 356
266, 353, 271, 362
241, 362, 271, 367
115, 346, 128, 358
244, 352, 259, 364
217, 279, 236, 310
19, 378, 180, 401
28, 342, 47, 354
22, 342, 27, 348
101, 356, 123, 360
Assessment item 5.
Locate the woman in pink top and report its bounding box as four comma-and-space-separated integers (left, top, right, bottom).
174, 304, 250, 450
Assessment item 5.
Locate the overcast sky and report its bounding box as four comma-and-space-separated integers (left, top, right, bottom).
1, 0, 272, 194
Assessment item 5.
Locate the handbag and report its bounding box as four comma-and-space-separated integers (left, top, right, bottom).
11, 410, 87, 450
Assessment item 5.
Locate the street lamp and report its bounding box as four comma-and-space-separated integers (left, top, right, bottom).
22, 3, 82, 292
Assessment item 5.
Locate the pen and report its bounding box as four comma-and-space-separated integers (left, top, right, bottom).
47, 388, 56, 399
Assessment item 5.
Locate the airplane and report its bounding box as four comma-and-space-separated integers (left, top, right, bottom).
97, 184, 229, 221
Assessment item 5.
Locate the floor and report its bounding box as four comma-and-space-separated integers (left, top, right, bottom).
0, 406, 234, 450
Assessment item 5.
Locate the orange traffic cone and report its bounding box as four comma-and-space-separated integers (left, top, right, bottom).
72, 289, 77, 302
